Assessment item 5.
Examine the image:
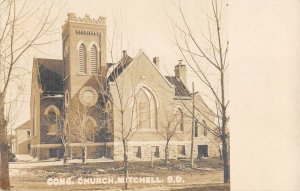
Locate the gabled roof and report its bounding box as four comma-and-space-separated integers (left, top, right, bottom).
107, 55, 133, 82
36, 58, 64, 95
107, 51, 190, 97
165, 76, 190, 97
15, 120, 31, 130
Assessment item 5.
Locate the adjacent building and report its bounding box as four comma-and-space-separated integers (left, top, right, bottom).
15, 120, 31, 154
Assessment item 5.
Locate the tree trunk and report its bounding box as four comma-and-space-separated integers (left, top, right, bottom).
85, 146, 88, 164
0, 93, 10, 190
104, 139, 107, 158
220, 44, 230, 183
221, 135, 230, 183
150, 149, 153, 168
82, 146, 86, 164
123, 141, 129, 190
63, 146, 68, 165
165, 141, 170, 166
82, 145, 87, 164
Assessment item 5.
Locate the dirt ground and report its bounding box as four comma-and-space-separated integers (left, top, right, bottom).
9, 157, 230, 191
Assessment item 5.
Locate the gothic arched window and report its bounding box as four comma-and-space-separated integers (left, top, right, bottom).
84, 117, 96, 142
78, 43, 87, 73
90, 44, 98, 74
44, 105, 60, 135
138, 91, 150, 130
136, 87, 157, 130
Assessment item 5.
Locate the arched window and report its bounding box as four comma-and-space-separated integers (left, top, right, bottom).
176, 108, 184, 131
90, 44, 98, 74
44, 105, 60, 135
136, 87, 157, 130
138, 91, 150, 130
202, 120, 207, 136
84, 117, 96, 142
78, 43, 87, 73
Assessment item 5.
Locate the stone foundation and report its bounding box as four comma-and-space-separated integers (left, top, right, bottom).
69, 145, 113, 159
113, 140, 220, 161
31, 140, 219, 161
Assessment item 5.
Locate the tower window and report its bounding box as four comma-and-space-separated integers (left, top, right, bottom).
78, 43, 87, 73
90, 44, 98, 74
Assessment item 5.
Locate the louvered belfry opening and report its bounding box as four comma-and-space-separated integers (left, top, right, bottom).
78, 43, 87, 73
90, 44, 98, 74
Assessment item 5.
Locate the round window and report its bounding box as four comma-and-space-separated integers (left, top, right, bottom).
79, 87, 98, 107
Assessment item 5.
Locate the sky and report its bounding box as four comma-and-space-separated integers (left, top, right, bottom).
14, 0, 215, 125
7, 0, 300, 190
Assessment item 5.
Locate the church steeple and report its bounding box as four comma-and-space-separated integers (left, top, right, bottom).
62, 13, 107, 97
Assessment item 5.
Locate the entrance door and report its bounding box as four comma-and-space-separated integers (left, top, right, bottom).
198, 145, 208, 158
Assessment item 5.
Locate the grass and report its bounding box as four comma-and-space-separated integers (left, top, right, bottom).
10, 157, 227, 190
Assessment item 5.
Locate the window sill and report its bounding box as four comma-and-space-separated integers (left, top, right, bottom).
47, 133, 57, 136
177, 155, 187, 159
137, 129, 158, 132
76, 73, 101, 76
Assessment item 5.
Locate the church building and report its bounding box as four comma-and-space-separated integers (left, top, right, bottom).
30, 13, 219, 161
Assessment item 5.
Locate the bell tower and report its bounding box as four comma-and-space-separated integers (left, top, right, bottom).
62, 13, 107, 99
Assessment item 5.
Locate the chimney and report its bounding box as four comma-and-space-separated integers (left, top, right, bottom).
174, 60, 187, 85
122, 50, 127, 58
153, 57, 160, 69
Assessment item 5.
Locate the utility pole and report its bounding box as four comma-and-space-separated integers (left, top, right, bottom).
190, 82, 197, 168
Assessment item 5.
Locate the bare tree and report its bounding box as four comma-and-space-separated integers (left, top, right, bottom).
0, 0, 63, 189
66, 102, 100, 164
44, 109, 69, 164
170, 0, 230, 183
56, 115, 69, 164
94, 19, 142, 190
157, 110, 181, 166
100, 62, 141, 190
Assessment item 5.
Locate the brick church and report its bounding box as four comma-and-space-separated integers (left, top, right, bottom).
30, 13, 220, 160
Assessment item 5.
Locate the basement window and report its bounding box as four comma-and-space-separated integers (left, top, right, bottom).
177, 145, 186, 156
133, 146, 141, 158
152, 146, 159, 158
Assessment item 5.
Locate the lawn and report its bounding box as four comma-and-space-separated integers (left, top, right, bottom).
9, 157, 229, 190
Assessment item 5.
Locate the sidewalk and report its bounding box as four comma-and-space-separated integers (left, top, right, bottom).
10, 154, 113, 169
